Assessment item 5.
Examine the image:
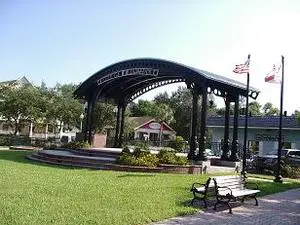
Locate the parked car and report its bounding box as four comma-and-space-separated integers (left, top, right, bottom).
253, 149, 300, 171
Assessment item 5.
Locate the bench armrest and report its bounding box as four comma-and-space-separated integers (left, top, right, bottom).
190, 182, 206, 192
217, 185, 233, 196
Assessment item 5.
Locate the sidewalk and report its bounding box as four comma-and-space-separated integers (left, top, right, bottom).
152, 188, 300, 225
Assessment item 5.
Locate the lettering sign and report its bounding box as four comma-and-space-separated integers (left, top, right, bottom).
97, 68, 159, 85
255, 133, 284, 141
149, 122, 161, 130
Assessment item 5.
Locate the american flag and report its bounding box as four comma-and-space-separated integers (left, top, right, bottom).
265, 64, 281, 83
233, 59, 250, 74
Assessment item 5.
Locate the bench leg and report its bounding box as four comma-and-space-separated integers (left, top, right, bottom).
254, 195, 258, 206
241, 197, 245, 203
227, 202, 232, 214
214, 201, 218, 210
214, 198, 232, 213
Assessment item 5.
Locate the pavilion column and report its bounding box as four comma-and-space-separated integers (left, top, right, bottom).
188, 88, 199, 160
230, 96, 240, 161
84, 99, 92, 142
196, 87, 208, 161
114, 102, 122, 147
118, 100, 127, 148
88, 99, 96, 145
221, 98, 230, 160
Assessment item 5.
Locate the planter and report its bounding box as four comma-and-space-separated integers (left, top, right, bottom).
159, 164, 202, 174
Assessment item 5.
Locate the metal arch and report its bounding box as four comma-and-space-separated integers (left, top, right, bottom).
97, 75, 155, 98
123, 76, 183, 96
128, 78, 185, 102
74, 58, 260, 101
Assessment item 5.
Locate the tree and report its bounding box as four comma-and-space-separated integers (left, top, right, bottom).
169, 86, 192, 140
49, 83, 84, 133
130, 100, 156, 117
207, 93, 218, 116
262, 102, 280, 116
92, 102, 115, 134
295, 111, 300, 126
248, 101, 262, 116
153, 91, 171, 105
0, 85, 41, 135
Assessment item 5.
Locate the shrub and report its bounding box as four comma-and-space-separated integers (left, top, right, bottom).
174, 156, 189, 165
117, 151, 158, 167
117, 153, 136, 165
132, 147, 143, 157
158, 149, 177, 164
170, 136, 186, 152
0, 135, 12, 146
44, 144, 58, 150
135, 141, 149, 151
61, 141, 90, 150
133, 153, 158, 167
157, 149, 189, 165
32, 139, 47, 148
281, 159, 300, 178
116, 147, 189, 167
121, 146, 131, 155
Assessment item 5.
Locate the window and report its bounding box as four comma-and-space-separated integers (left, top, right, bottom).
149, 133, 158, 141
2, 123, 9, 131
288, 151, 300, 159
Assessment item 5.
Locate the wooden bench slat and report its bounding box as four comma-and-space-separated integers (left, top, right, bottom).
219, 189, 260, 197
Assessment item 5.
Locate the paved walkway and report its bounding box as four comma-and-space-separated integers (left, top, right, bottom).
152, 188, 300, 225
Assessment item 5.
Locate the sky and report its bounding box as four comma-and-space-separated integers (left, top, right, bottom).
1, 0, 300, 114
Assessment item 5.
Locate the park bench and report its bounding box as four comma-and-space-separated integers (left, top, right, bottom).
190, 177, 215, 208
213, 175, 260, 213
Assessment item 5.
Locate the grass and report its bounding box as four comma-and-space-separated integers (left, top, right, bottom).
0, 149, 300, 225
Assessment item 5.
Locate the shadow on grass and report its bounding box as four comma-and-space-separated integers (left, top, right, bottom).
0, 150, 81, 170
117, 173, 157, 178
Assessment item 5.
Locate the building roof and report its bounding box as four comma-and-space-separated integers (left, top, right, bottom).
207, 116, 300, 129
127, 116, 154, 127
0, 76, 31, 87
128, 116, 175, 132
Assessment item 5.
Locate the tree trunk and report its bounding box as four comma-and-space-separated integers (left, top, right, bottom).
14, 118, 19, 136
29, 122, 33, 138
45, 123, 48, 139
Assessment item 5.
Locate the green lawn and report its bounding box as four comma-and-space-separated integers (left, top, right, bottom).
0, 149, 299, 225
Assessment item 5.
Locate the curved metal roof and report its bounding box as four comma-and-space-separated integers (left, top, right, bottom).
74, 58, 259, 102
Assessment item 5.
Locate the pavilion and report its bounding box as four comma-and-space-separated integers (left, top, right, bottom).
74, 58, 259, 161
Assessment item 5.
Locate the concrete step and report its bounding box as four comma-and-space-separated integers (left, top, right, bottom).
26, 154, 108, 169
26, 154, 162, 173
69, 148, 121, 158
38, 150, 117, 164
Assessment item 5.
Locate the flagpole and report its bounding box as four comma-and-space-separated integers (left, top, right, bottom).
274, 55, 284, 183
241, 54, 251, 177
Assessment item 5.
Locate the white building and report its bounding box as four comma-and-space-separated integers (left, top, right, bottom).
128, 117, 176, 142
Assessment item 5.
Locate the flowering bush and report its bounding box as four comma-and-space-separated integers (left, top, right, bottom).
117, 147, 189, 167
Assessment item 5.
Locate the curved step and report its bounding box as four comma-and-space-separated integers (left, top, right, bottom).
26, 154, 107, 169
26, 154, 162, 173
68, 148, 121, 158
38, 150, 117, 164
